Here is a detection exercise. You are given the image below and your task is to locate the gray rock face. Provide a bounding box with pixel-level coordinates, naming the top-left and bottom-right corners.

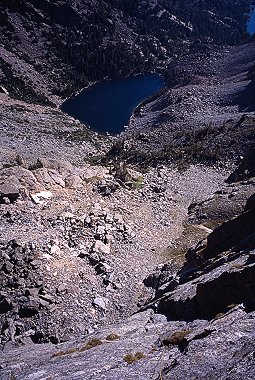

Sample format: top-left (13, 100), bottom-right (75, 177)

top-left (187, 192), bottom-right (255, 266)
top-left (205, 207), bottom-right (255, 259)
top-left (1, 307), bottom-right (255, 379)
top-left (159, 309), bottom-right (255, 380)
top-left (188, 177), bottom-right (255, 227)
top-left (157, 255), bottom-right (255, 321)
top-left (1, 186), bottom-right (255, 379)
top-left (0, 310), bottom-right (172, 380)
top-left (0, 177), bottom-right (20, 203)
top-left (0, 240), bottom-right (57, 345)
top-left (227, 146), bottom-right (255, 183)
top-left (154, 193), bottom-right (255, 321)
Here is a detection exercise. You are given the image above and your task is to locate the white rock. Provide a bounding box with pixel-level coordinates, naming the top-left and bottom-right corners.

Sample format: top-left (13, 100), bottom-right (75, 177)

top-left (0, 86), bottom-right (9, 95)
top-left (105, 234), bottom-right (114, 244)
top-left (51, 244), bottom-right (61, 255)
top-left (93, 240), bottom-right (111, 255)
top-left (42, 253), bottom-right (52, 260)
top-left (96, 225), bottom-right (105, 235)
top-left (93, 297), bottom-right (107, 310)
top-left (61, 212), bottom-right (75, 219)
top-left (30, 191), bottom-right (52, 204)
top-left (30, 194), bottom-right (43, 204)
top-left (37, 191), bottom-right (53, 199)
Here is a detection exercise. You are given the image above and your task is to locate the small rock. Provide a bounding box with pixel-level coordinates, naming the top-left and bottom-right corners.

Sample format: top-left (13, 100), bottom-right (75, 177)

top-left (61, 212), bottom-right (76, 219)
top-left (19, 303), bottom-right (39, 318)
top-left (92, 240), bottom-right (111, 255)
top-left (93, 297), bottom-right (107, 310)
top-left (105, 234), bottom-right (114, 244)
top-left (0, 178), bottom-right (20, 203)
top-left (84, 216), bottom-right (92, 225)
top-left (49, 171), bottom-right (65, 187)
top-left (2, 197), bottom-right (11, 205)
top-left (25, 288), bottom-right (39, 298)
top-left (95, 262), bottom-right (112, 275)
top-left (78, 250), bottom-right (89, 259)
top-left (96, 225), bottom-right (106, 235)
top-left (86, 327), bottom-right (95, 334)
top-left (0, 296), bottom-right (12, 314)
top-left (30, 191), bottom-right (52, 204)
top-left (30, 260), bottom-right (41, 268)
top-left (85, 251), bottom-right (101, 265)
top-left (57, 284), bottom-right (67, 294)
top-left (39, 294), bottom-right (55, 304)
top-left (65, 175), bottom-right (82, 189)
top-left (50, 244), bottom-right (61, 255)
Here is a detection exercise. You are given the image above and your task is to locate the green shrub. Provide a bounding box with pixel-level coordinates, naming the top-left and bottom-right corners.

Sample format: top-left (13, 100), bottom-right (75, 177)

top-left (132, 175), bottom-right (144, 189)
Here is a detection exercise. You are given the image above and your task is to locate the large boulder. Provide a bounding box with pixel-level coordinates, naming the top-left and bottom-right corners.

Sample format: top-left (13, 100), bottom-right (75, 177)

top-left (32, 158), bottom-right (84, 189)
top-left (186, 192), bottom-right (255, 266)
top-left (157, 256), bottom-right (255, 321)
top-left (0, 166), bottom-right (44, 202)
top-left (0, 176), bottom-right (20, 203)
top-left (154, 193), bottom-right (255, 321)
top-left (227, 146), bottom-right (255, 183)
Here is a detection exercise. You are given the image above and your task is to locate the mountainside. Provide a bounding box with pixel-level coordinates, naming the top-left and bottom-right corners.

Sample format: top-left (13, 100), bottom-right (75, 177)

top-left (1, 1), bottom-right (255, 379)
top-left (0, 0), bottom-right (252, 104)
top-left (114, 41), bottom-right (255, 166)
top-left (1, 164), bottom-right (255, 379)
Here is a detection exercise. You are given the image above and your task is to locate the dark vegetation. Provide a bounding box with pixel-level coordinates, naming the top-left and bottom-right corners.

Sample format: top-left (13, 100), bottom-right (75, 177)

top-left (162, 330), bottom-right (190, 346)
top-left (0, 0), bottom-right (252, 103)
top-left (106, 115), bottom-right (255, 168)
top-left (0, 59), bottom-right (55, 106)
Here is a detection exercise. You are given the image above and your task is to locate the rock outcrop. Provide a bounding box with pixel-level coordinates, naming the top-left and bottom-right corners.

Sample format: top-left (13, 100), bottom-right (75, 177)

top-left (1, 0), bottom-right (255, 377)
top-left (227, 145), bottom-right (255, 183)
top-left (1, 171), bottom-right (255, 379)
top-left (0, 240), bottom-right (57, 345)
top-left (151, 191), bottom-right (255, 319)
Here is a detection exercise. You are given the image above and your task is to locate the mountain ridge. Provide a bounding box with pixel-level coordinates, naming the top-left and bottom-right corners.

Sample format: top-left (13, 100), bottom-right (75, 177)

top-left (1, 1), bottom-right (255, 379)
top-left (0, 0), bottom-right (252, 104)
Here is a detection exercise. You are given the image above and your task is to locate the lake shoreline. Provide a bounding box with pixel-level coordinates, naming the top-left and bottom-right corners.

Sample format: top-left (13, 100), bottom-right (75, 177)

top-left (247, 6), bottom-right (255, 35)
top-left (61, 73), bottom-right (165, 135)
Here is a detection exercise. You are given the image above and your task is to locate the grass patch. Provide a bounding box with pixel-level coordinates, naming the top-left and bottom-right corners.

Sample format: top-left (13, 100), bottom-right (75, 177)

top-left (160, 224), bottom-right (210, 262)
top-left (230, 263), bottom-right (243, 270)
top-left (202, 219), bottom-right (225, 230)
top-left (132, 175), bottom-right (144, 190)
top-left (162, 330), bottom-right (190, 346)
top-left (106, 333), bottom-right (120, 341)
top-left (124, 352), bottom-right (145, 364)
top-left (86, 155), bottom-right (107, 166)
top-left (80, 338), bottom-right (103, 351)
top-left (213, 312), bottom-right (225, 320)
top-left (52, 347), bottom-right (80, 358)
top-left (52, 338), bottom-right (103, 358)
top-left (84, 175), bottom-right (102, 184)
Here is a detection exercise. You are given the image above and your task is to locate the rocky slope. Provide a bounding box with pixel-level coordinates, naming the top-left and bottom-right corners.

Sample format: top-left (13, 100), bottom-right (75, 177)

top-left (1, 0), bottom-right (255, 379)
top-left (116, 41), bottom-right (255, 166)
top-left (0, 88), bottom-right (255, 377)
top-left (0, 123), bottom-right (227, 345)
top-left (1, 160), bottom-right (255, 379)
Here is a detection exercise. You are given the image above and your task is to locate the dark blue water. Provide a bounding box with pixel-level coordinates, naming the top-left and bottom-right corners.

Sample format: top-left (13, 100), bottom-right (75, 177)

top-left (61, 74), bottom-right (165, 134)
top-left (247, 7), bottom-right (255, 35)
